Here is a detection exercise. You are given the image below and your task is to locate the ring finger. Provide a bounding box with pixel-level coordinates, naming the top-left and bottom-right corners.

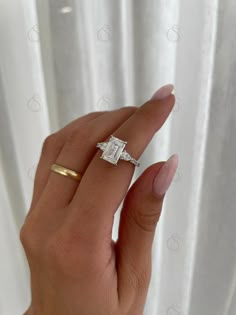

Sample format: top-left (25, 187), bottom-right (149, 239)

top-left (28, 111), bottom-right (107, 213)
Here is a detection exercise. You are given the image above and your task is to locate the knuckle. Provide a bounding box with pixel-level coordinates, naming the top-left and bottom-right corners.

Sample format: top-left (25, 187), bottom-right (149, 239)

top-left (41, 133), bottom-right (60, 155)
top-left (19, 222), bottom-right (40, 257)
top-left (128, 205), bottom-right (161, 233)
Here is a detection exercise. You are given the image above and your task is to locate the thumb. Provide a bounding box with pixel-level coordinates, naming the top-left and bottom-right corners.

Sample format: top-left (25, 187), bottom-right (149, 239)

top-left (116, 154), bottom-right (178, 305)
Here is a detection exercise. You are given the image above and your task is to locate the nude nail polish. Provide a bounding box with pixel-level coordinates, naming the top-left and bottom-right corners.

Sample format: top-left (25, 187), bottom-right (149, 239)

top-left (152, 154), bottom-right (179, 197)
top-left (151, 84), bottom-right (174, 101)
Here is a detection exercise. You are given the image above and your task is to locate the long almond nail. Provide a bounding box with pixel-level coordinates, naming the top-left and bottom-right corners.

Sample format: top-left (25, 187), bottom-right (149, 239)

top-left (152, 154), bottom-right (179, 197)
top-left (151, 84), bottom-right (174, 101)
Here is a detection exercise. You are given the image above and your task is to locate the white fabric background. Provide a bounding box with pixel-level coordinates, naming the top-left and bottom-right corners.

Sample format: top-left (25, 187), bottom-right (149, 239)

top-left (0, 0), bottom-right (236, 314)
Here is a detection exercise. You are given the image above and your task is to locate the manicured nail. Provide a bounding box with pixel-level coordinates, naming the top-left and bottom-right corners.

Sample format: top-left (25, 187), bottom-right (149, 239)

top-left (152, 154), bottom-right (179, 197)
top-left (151, 84), bottom-right (174, 101)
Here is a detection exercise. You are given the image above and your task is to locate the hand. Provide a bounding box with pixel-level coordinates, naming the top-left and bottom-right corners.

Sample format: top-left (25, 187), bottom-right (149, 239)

top-left (20, 87), bottom-right (178, 315)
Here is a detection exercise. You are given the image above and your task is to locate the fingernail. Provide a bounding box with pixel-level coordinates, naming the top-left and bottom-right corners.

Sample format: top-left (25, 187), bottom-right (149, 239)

top-left (152, 154), bottom-right (179, 197)
top-left (151, 84), bottom-right (174, 101)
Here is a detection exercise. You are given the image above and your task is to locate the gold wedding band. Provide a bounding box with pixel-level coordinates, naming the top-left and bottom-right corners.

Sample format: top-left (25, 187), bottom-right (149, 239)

top-left (51, 164), bottom-right (82, 181)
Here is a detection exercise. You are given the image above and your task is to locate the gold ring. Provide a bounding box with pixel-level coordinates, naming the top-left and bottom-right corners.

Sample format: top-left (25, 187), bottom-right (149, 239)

top-left (51, 164), bottom-right (82, 181)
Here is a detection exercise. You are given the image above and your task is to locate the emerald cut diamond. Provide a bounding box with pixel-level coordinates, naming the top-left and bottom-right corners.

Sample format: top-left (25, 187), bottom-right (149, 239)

top-left (101, 135), bottom-right (127, 165)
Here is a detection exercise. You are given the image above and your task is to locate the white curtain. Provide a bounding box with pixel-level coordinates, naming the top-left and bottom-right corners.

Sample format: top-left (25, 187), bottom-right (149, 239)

top-left (1, 0), bottom-right (236, 314)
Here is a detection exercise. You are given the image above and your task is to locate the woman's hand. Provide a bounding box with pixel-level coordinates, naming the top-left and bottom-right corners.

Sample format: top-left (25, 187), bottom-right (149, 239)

top-left (20, 86), bottom-right (178, 315)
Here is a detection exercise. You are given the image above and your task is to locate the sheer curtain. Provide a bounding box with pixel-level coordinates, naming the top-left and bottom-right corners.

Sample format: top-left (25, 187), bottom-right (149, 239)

top-left (1, 0), bottom-right (236, 314)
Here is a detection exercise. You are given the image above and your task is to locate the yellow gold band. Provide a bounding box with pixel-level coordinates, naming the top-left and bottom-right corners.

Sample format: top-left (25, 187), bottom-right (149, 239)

top-left (51, 164), bottom-right (82, 181)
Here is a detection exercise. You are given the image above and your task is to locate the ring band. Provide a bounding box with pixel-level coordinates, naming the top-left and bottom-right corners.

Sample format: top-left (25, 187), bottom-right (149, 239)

top-left (96, 135), bottom-right (140, 167)
top-left (51, 164), bottom-right (82, 181)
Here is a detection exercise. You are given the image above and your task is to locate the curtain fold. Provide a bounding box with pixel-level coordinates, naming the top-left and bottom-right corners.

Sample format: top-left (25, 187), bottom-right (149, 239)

top-left (1, 1), bottom-right (236, 314)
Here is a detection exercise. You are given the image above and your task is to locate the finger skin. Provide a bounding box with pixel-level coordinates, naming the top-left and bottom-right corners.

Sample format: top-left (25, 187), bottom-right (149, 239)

top-left (116, 162), bottom-right (165, 310)
top-left (28, 111), bottom-right (106, 213)
top-left (116, 154), bottom-right (178, 312)
top-left (19, 96), bottom-right (176, 315)
top-left (68, 95), bottom-right (175, 242)
top-left (37, 106), bottom-right (138, 210)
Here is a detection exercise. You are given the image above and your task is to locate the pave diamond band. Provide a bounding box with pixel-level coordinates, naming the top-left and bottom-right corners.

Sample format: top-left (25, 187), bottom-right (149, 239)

top-left (96, 135), bottom-right (140, 167)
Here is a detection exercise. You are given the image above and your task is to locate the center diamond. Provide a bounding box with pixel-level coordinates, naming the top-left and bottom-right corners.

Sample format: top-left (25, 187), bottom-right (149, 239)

top-left (101, 135), bottom-right (127, 165)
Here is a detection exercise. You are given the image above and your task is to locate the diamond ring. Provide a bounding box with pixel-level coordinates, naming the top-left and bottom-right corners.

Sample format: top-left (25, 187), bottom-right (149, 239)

top-left (96, 135), bottom-right (140, 167)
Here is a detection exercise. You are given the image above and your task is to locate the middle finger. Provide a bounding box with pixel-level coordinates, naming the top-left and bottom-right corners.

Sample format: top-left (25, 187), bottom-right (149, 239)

top-left (68, 95), bottom-right (175, 240)
top-left (39, 106), bottom-right (138, 208)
